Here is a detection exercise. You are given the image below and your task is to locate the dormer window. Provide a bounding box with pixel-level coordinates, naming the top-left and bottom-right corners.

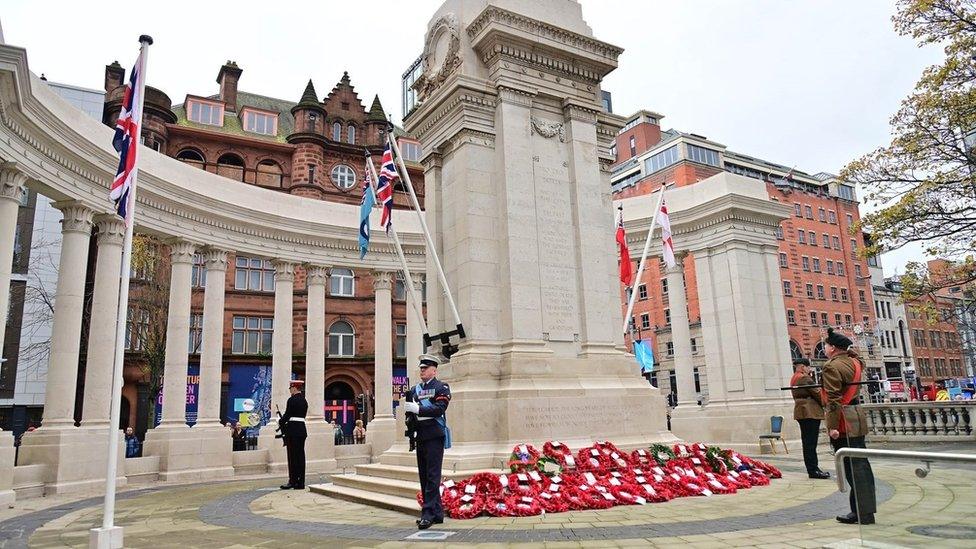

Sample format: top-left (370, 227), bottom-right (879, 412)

top-left (187, 99), bottom-right (223, 126)
top-left (242, 108), bottom-right (278, 136)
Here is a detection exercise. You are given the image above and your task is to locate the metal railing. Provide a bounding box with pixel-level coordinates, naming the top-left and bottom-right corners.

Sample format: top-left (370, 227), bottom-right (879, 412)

top-left (834, 447), bottom-right (976, 491)
top-left (864, 402), bottom-right (975, 440)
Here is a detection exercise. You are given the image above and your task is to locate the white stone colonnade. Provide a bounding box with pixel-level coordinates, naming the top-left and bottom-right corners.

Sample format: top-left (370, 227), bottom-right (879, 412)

top-left (0, 43), bottom-right (426, 495)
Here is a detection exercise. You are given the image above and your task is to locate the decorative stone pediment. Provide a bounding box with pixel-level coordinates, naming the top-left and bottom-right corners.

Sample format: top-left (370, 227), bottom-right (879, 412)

top-left (414, 13), bottom-right (463, 102)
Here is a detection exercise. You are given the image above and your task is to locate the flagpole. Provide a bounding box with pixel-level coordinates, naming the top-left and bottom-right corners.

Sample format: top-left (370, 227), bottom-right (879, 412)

top-left (385, 130), bottom-right (463, 332)
top-left (364, 151), bottom-right (429, 338)
top-left (621, 184), bottom-right (667, 337)
top-left (92, 35), bottom-right (152, 549)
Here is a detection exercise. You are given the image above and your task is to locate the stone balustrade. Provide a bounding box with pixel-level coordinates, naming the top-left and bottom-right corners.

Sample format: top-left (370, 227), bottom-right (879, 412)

top-left (864, 402), bottom-right (976, 442)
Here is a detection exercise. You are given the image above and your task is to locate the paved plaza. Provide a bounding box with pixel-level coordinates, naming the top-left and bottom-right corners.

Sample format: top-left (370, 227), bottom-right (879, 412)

top-left (0, 445), bottom-right (973, 548)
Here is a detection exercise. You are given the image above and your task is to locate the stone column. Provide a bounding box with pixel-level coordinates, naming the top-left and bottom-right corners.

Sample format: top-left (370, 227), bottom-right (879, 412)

top-left (41, 203), bottom-right (95, 428)
top-left (666, 254), bottom-right (697, 406)
top-left (368, 271), bottom-right (396, 455)
top-left (270, 260), bottom-right (296, 415)
top-left (81, 215), bottom-right (127, 427)
top-left (406, 273), bottom-right (424, 366)
top-left (158, 240), bottom-right (197, 427)
top-left (305, 265), bottom-right (328, 423)
top-left (420, 153), bottom-right (444, 338)
top-left (196, 248), bottom-right (228, 427)
top-left (0, 166), bottom-right (27, 358)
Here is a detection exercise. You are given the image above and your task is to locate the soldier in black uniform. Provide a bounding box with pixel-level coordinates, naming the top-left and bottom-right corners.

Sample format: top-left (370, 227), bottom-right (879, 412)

top-left (279, 380), bottom-right (308, 490)
top-left (403, 354), bottom-right (451, 530)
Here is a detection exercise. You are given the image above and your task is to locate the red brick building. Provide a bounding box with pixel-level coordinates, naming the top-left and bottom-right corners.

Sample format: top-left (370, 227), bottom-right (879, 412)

top-left (907, 259), bottom-right (967, 385)
top-left (101, 61), bottom-right (425, 432)
top-left (612, 111), bottom-right (879, 399)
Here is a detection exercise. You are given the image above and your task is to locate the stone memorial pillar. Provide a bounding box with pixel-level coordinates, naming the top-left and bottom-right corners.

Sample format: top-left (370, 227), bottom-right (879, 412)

top-left (196, 248), bottom-right (228, 428)
top-left (0, 165), bottom-right (26, 356)
top-left (666, 255), bottom-right (698, 407)
top-left (303, 265), bottom-right (337, 472)
top-left (368, 271), bottom-right (396, 455)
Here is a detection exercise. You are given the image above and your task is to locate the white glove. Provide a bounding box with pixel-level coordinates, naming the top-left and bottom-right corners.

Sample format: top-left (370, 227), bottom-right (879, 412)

top-left (404, 401), bottom-right (420, 414)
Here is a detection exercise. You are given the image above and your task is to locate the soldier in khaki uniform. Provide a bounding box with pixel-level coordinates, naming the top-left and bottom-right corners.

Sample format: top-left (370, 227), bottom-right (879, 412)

top-left (822, 328), bottom-right (877, 525)
top-left (791, 358), bottom-right (830, 479)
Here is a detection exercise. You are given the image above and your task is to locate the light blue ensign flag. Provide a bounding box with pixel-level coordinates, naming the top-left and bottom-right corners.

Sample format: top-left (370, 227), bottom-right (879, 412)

top-left (359, 161), bottom-right (376, 258)
top-left (634, 340), bottom-right (655, 374)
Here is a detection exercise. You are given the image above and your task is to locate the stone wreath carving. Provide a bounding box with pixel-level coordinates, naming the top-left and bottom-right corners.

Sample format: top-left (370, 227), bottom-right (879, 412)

top-left (530, 117), bottom-right (565, 142)
top-left (416, 13), bottom-right (462, 102)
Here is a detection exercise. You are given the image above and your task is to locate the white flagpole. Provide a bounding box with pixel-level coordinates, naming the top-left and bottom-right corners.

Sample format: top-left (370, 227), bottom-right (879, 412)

top-left (621, 184), bottom-right (667, 337)
top-left (386, 131), bottom-right (463, 330)
top-left (93, 35), bottom-right (152, 549)
top-left (365, 152), bottom-right (429, 337)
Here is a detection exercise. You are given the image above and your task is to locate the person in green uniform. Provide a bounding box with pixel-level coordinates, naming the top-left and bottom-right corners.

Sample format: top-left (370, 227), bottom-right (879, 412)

top-left (791, 358), bottom-right (830, 479)
top-left (822, 328), bottom-right (877, 525)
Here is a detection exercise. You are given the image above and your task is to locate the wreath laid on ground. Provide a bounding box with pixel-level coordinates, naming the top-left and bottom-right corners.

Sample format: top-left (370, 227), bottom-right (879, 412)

top-left (649, 443), bottom-right (676, 466)
top-left (508, 444), bottom-right (542, 473)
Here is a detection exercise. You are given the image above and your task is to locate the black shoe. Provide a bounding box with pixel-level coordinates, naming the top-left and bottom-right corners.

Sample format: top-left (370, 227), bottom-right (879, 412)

top-left (836, 512), bottom-right (858, 524)
top-left (809, 470), bottom-right (831, 479)
top-left (859, 513), bottom-right (875, 525)
top-left (417, 519), bottom-right (433, 530)
top-left (280, 484), bottom-right (294, 490)
top-left (415, 517), bottom-right (443, 525)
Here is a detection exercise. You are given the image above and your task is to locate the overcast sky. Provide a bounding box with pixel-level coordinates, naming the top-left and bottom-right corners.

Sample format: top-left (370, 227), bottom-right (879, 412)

top-left (1, 1), bottom-right (943, 275)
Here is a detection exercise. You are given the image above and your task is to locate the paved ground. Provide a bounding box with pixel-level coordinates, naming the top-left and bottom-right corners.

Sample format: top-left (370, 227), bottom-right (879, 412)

top-left (1, 444), bottom-right (974, 548)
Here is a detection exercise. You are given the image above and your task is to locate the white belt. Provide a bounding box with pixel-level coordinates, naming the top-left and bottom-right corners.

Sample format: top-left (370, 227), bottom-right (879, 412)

top-left (416, 416), bottom-right (433, 422)
top-left (287, 417), bottom-right (306, 422)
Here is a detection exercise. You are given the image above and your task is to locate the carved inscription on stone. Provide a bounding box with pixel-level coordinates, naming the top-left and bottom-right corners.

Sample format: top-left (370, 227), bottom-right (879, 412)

top-left (533, 159), bottom-right (578, 342)
top-left (517, 401), bottom-right (621, 434)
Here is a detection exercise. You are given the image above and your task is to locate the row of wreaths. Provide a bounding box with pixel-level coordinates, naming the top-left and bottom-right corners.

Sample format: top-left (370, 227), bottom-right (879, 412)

top-left (417, 441), bottom-right (782, 519)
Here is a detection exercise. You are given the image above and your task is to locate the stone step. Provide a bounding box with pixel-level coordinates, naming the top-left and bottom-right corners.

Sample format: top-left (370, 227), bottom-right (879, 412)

top-left (354, 463), bottom-right (502, 483)
top-left (309, 482), bottom-right (419, 515)
top-left (331, 472), bottom-right (420, 500)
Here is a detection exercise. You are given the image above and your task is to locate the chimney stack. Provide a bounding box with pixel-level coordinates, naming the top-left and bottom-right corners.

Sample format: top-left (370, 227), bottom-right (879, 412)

top-left (217, 60), bottom-right (243, 112)
top-left (104, 61), bottom-right (124, 92)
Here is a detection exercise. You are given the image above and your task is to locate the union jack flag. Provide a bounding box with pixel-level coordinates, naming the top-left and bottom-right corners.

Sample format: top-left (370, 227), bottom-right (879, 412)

top-left (111, 49), bottom-right (146, 222)
top-left (376, 142), bottom-right (398, 233)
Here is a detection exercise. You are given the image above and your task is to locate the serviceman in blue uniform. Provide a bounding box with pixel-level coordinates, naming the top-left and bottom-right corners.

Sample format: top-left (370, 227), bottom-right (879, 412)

top-left (403, 354), bottom-right (451, 530)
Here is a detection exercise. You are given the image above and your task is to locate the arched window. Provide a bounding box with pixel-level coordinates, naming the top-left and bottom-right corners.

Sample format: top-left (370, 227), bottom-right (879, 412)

top-left (328, 321), bottom-right (355, 356)
top-left (255, 159), bottom-right (283, 187)
top-left (814, 341), bottom-right (828, 360)
top-left (333, 122), bottom-right (342, 141)
top-left (330, 164), bottom-right (356, 190)
top-left (789, 340), bottom-right (804, 361)
top-left (347, 125), bottom-right (356, 144)
top-left (330, 267), bottom-right (354, 296)
top-left (176, 149), bottom-right (205, 169)
top-left (216, 153), bottom-right (245, 181)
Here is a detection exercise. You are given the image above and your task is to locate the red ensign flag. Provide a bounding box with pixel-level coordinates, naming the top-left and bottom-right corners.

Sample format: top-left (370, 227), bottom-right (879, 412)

top-left (616, 210), bottom-right (632, 286)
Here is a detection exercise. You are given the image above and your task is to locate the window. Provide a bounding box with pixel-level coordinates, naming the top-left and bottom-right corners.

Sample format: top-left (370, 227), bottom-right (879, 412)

top-left (812, 258), bottom-right (821, 272)
top-left (690, 338), bottom-right (698, 353)
top-left (609, 144), bottom-right (617, 158)
top-left (629, 136), bottom-right (636, 157)
top-left (929, 331), bottom-right (938, 347)
top-left (399, 140), bottom-right (421, 162)
top-left (840, 288), bottom-right (849, 302)
top-left (661, 278), bottom-right (669, 294)
top-left (794, 203), bottom-right (802, 217)
top-left (837, 262), bottom-right (845, 276)
top-left (787, 310), bottom-right (796, 325)
top-left (234, 257), bottom-right (275, 292)
top-left (666, 341), bottom-right (674, 357)
top-left (176, 148), bottom-right (205, 168)
top-left (775, 226), bottom-right (784, 240)
top-left (809, 311), bottom-right (818, 326)
top-left (686, 144), bottom-right (720, 166)
top-left (850, 239), bottom-right (858, 252)
top-left (256, 159), bottom-right (284, 187)
top-left (804, 205), bottom-right (813, 219)
top-left (216, 153), bottom-right (245, 181)
top-left (832, 236), bottom-right (840, 249)
top-left (821, 312), bottom-right (829, 326)
top-left (232, 316), bottom-right (273, 354)
top-left (809, 231), bottom-right (817, 245)
top-left (328, 321), bottom-right (355, 356)
top-left (347, 125), bottom-right (356, 144)
top-left (333, 122), bottom-right (342, 141)
top-left (331, 164), bottom-right (356, 190)
top-left (665, 309), bottom-right (672, 325)
top-left (828, 210), bottom-right (837, 224)
top-left (394, 272), bottom-right (408, 301)
top-left (798, 231), bottom-right (807, 245)
top-left (644, 145), bottom-right (679, 173)
top-left (826, 260), bottom-right (835, 275)
top-left (640, 313), bottom-right (651, 330)
top-left (838, 185), bottom-right (856, 201)
top-left (855, 264), bottom-right (862, 277)
top-left (187, 100), bottom-right (223, 126)
top-left (779, 253), bottom-right (788, 268)
top-left (244, 110), bottom-right (277, 135)
top-left (330, 268), bottom-right (355, 297)
top-left (395, 323), bottom-right (406, 358)
top-left (846, 214), bottom-right (854, 226)
top-left (823, 234), bottom-right (830, 248)
top-left (125, 308), bottom-right (149, 351)
top-left (845, 314), bottom-right (852, 325)
top-left (783, 281), bottom-right (793, 296)
top-left (638, 284), bottom-right (648, 300)
top-left (858, 289), bottom-right (866, 303)
top-left (818, 208), bottom-right (826, 222)
top-left (188, 313), bottom-right (203, 354)
top-left (802, 256), bottom-right (810, 271)
top-left (835, 313), bottom-right (842, 325)
top-left (830, 287), bottom-right (838, 301)
top-left (191, 254), bottom-right (207, 288)
top-left (817, 285), bottom-right (825, 300)
top-left (806, 283), bottom-right (814, 298)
